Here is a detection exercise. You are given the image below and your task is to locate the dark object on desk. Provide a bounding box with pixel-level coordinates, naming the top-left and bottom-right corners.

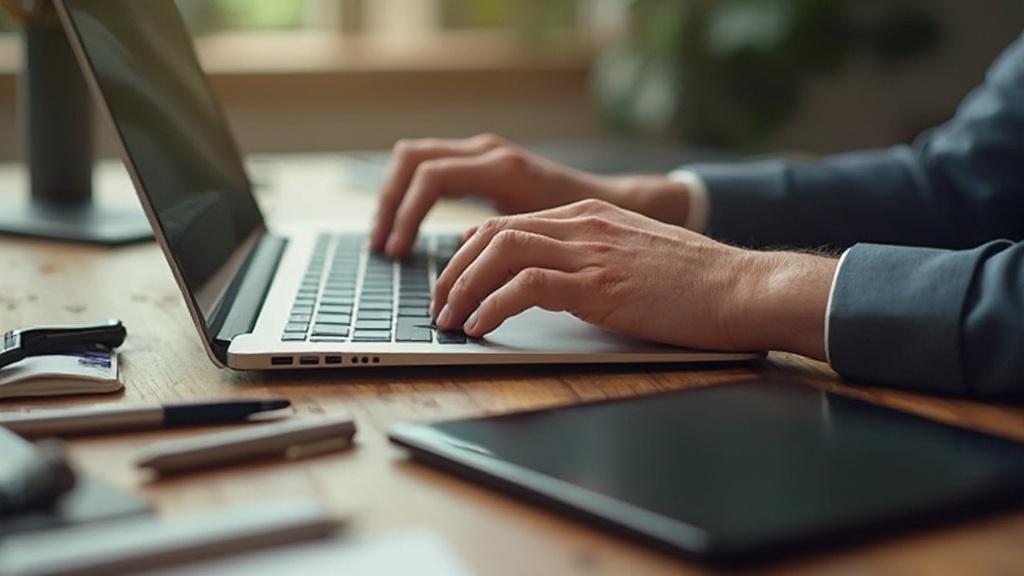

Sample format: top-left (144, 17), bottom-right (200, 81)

top-left (0, 15), bottom-right (150, 245)
top-left (0, 398), bottom-right (291, 437)
top-left (0, 430), bottom-right (75, 519)
top-left (390, 378), bottom-right (1024, 565)
top-left (0, 319), bottom-right (127, 371)
top-left (0, 426), bottom-right (150, 536)
top-left (0, 424), bottom-right (149, 537)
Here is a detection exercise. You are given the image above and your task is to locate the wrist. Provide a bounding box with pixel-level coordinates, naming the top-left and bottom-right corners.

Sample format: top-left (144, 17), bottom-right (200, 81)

top-left (722, 251), bottom-right (837, 359)
top-left (605, 175), bottom-right (690, 227)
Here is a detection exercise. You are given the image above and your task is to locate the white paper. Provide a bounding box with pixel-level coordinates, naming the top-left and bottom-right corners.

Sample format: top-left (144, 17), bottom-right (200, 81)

top-left (0, 352), bottom-right (122, 399)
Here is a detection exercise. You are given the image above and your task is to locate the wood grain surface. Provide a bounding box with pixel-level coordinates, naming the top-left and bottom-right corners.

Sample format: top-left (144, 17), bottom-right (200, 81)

top-left (1, 156), bottom-right (1022, 575)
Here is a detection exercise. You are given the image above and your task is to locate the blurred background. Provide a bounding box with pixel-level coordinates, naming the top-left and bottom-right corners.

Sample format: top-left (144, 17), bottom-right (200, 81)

top-left (0, 0), bottom-right (1021, 164)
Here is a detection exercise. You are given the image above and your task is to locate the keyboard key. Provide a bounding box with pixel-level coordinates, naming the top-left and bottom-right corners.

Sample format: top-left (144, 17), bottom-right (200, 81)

top-left (355, 319), bottom-right (392, 331)
top-left (360, 295), bottom-right (393, 305)
top-left (399, 291), bottom-right (431, 301)
top-left (310, 337), bottom-right (347, 343)
top-left (352, 330), bottom-right (392, 342)
top-left (291, 305), bottom-right (314, 315)
top-left (398, 306), bottom-right (430, 318)
top-left (437, 329), bottom-right (467, 344)
top-left (320, 296), bottom-right (354, 306)
top-left (400, 296), bottom-right (430, 308)
top-left (315, 313), bottom-right (351, 325)
top-left (312, 325), bottom-right (350, 337)
top-left (357, 309), bottom-right (392, 320)
top-left (281, 334), bottom-right (306, 342)
top-left (358, 301), bottom-right (392, 311)
top-left (289, 313), bottom-right (311, 323)
top-left (319, 304), bottom-right (352, 314)
top-left (285, 322), bottom-right (308, 332)
top-left (396, 318), bottom-right (432, 342)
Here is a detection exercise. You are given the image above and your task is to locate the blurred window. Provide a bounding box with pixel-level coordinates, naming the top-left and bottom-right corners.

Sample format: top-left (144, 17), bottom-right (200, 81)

top-left (0, 0), bottom-right (619, 72)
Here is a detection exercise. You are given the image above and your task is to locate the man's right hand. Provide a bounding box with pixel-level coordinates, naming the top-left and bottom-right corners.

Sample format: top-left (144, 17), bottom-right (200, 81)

top-left (371, 134), bottom-right (692, 258)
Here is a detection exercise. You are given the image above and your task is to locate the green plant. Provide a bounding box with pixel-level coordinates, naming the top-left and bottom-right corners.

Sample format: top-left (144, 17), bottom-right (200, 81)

top-left (595, 0), bottom-right (943, 149)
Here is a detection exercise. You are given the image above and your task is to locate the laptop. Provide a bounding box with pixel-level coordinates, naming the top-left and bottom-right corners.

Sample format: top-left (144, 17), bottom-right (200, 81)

top-left (56, 0), bottom-right (759, 371)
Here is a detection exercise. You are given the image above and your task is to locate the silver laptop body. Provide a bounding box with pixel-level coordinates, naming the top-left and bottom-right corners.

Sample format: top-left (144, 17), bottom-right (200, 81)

top-left (57, 0), bottom-right (759, 370)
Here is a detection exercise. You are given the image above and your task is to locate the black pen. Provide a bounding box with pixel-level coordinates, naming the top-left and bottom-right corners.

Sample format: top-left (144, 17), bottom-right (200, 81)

top-left (0, 399), bottom-right (291, 437)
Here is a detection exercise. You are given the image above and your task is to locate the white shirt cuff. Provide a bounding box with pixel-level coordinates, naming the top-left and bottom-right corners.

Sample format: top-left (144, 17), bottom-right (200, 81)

top-left (668, 169), bottom-right (710, 233)
top-left (823, 249), bottom-right (851, 366)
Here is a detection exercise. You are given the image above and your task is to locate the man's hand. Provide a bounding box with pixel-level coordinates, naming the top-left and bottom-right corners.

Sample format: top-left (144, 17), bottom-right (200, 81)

top-left (372, 134), bottom-right (692, 257)
top-left (432, 199), bottom-right (838, 360)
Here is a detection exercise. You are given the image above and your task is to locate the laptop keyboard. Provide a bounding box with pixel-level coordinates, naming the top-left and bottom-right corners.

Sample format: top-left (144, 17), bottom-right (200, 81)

top-left (281, 233), bottom-right (467, 344)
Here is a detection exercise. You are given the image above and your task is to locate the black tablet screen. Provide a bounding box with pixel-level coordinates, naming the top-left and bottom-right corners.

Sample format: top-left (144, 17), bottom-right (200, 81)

top-left (391, 380), bottom-right (1024, 560)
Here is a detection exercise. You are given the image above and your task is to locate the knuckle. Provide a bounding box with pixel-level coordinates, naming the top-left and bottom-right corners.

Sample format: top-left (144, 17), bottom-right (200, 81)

top-left (587, 268), bottom-right (621, 298)
top-left (492, 148), bottom-right (527, 173)
top-left (578, 215), bottom-right (614, 233)
top-left (478, 216), bottom-right (509, 237)
top-left (392, 138), bottom-right (416, 157)
top-left (448, 275), bottom-right (474, 304)
top-left (413, 159), bottom-right (446, 182)
top-left (576, 198), bottom-right (612, 213)
top-left (473, 132), bottom-right (505, 149)
top-left (475, 297), bottom-right (499, 320)
top-left (517, 268), bottom-right (548, 292)
top-left (491, 229), bottom-right (530, 251)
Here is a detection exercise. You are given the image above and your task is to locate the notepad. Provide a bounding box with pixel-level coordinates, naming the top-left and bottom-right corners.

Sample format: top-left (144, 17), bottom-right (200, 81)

top-left (0, 351), bottom-right (122, 400)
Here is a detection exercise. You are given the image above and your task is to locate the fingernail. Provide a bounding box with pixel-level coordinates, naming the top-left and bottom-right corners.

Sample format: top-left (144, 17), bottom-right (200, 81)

top-left (464, 310), bottom-right (480, 334)
top-left (429, 298), bottom-right (438, 317)
top-left (437, 305), bottom-right (452, 327)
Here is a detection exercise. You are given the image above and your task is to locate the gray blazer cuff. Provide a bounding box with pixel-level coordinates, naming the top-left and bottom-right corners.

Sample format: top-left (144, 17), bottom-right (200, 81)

top-left (827, 243), bottom-right (986, 394)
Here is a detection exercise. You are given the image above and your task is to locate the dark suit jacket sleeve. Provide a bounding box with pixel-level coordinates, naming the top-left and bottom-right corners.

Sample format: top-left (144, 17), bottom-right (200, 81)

top-left (828, 241), bottom-right (1023, 397)
top-left (683, 35), bottom-right (1024, 397)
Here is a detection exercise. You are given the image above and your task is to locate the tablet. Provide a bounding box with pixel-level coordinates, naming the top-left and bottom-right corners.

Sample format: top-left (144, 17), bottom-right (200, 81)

top-left (389, 379), bottom-right (1024, 564)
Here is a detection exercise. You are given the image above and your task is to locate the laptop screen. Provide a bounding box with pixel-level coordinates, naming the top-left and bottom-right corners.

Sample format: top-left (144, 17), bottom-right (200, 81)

top-left (61, 0), bottom-right (264, 322)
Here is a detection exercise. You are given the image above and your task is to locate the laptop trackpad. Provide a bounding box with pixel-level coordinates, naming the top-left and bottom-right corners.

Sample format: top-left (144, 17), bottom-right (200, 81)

top-left (481, 308), bottom-right (686, 354)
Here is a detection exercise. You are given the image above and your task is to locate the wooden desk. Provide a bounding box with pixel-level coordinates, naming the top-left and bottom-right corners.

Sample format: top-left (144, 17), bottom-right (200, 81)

top-left (2, 156), bottom-right (1023, 575)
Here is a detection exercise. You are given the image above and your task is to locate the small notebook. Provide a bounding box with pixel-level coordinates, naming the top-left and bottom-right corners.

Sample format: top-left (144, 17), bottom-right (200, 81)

top-left (0, 351), bottom-right (122, 400)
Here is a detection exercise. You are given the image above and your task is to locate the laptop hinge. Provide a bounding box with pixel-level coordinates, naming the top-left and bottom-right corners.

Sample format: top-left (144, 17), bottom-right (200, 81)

top-left (210, 233), bottom-right (288, 361)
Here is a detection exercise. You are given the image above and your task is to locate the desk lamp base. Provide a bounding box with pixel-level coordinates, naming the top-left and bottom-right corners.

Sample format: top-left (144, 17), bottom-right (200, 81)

top-left (0, 200), bottom-right (151, 246)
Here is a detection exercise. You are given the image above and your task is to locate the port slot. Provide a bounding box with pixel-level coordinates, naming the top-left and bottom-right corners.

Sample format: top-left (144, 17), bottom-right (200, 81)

top-left (271, 356), bottom-right (294, 366)
top-left (299, 355), bottom-right (320, 365)
top-left (324, 355), bottom-right (343, 365)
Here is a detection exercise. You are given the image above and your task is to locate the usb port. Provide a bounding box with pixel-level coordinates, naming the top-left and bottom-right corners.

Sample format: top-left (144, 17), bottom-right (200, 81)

top-left (324, 355), bottom-right (342, 365)
top-left (299, 355), bottom-right (319, 365)
top-left (271, 356), bottom-right (294, 366)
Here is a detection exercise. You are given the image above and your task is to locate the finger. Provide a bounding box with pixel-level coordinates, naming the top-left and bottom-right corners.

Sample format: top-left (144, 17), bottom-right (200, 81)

top-left (372, 134), bottom-right (504, 251)
top-left (385, 147), bottom-right (520, 257)
top-left (431, 215), bottom-right (581, 317)
top-left (461, 268), bottom-right (583, 337)
top-left (435, 231), bottom-right (589, 330)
